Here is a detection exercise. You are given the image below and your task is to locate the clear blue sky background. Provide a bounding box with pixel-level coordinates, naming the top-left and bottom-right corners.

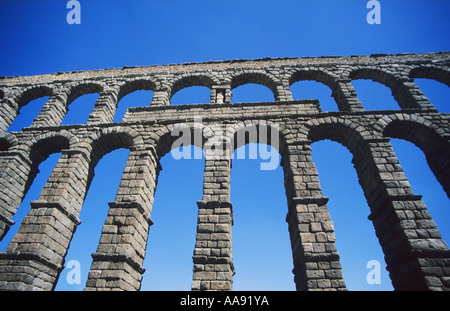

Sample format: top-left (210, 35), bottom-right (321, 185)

top-left (0, 0), bottom-right (449, 291)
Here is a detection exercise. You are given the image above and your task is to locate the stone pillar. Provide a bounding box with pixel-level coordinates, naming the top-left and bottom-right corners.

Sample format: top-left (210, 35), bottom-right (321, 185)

top-left (353, 138), bottom-right (449, 290)
top-left (192, 150), bottom-right (234, 291)
top-left (85, 147), bottom-right (160, 291)
top-left (281, 141), bottom-right (347, 291)
top-left (0, 98), bottom-right (19, 132)
top-left (0, 149), bottom-right (91, 290)
top-left (86, 91), bottom-right (119, 125)
top-left (275, 84), bottom-right (293, 102)
top-left (426, 144), bottom-right (450, 200)
top-left (280, 80), bottom-right (294, 102)
top-left (151, 89), bottom-right (170, 106)
top-left (333, 80), bottom-right (365, 112)
top-left (0, 150), bottom-right (33, 241)
top-left (393, 79), bottom-right (438, 112)
top-left (29, 94), bottom-right (68, 128)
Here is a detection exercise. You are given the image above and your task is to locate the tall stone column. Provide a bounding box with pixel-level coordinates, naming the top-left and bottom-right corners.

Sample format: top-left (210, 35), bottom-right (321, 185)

top-left (353, 138), bottom-right (449, 290)
top-left (280, 81), bottom-right (294, 102)
top-left (0, 98), bottom-right (19, 132)
top-left (0, 150), bottom-right (33, 241)
top-left (333, 79), bottom-right (365, 112)
top-left (192, 149), bottom-right (234, 291)
top-left (86, 91), bottom-right (119, 125)
top-left (150, 89), bottom-right (170, 106)
top-left (393, 79), bottom-right (438, 112)
top-left (281, 141), bottom-right (347, 291)
top-left (275, 84), bottom-right (294, 102)
top-left (85, 147), bottom-right (161, 291)
top-left (0, 149), bottom-right (91, 290)
top-left (29, 94), bottom-right (68, 128)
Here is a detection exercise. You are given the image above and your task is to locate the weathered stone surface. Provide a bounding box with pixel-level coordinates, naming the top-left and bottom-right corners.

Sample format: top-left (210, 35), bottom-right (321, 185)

top-left (0, 52), bottom-right (449, 291)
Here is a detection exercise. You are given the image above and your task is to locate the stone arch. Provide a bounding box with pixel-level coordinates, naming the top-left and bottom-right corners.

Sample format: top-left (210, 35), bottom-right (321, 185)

top-left (72, 127), bottom-right (142, 202)
top-left (1, 53), bottom-right (449, 291)
top-left (289, 69), bottom-right (339, 90)
top-left (348, 67), bottom-right (420, 110)
top-left (303, 117), bottom-right (450, 290)
top-left (83, 127), bottom-right (141, 166)
top-left (223, 120), bottom-right (295, 290)
top-left (56, 82), bottom-right (106, 125)
top-left (14, 84), bottom-right (55, 110)
top-left (65, 81), bottom-right (105, 106)
top-left (16, 132), bottom-right (73, 199)
top-left (301, 117), bottom-right (374, 156)
top-left (229, 71), bottom-right (280, 101)
top-left (26, 131), bottom-right (74, 162)
top-left (409, 66), bottom-right (450, 87)
top-left (0, 130), bottom-right (74, 206)
top-left (152, 122), bottom-right (215, 160)
top-left (288, 69), bottom-right (342, 111)
top-left (0, 131), bottom-right (73, 246)
top-left (224, 119), bottom-right (287, 155)
top-left (0, 87), bottom-right (49, 132)
top-left (303, 120), bottom-right (387, 288)
top-left (374, 114), bottom-right (449, 149)
top-left (302, 117), bottom-right (379, 208)
top-left (168, 73), bottom-right (219, 103)
top-left (116, 78), bottom-right (158, 104)
top-left (375, 114), bottom-right (450, 198)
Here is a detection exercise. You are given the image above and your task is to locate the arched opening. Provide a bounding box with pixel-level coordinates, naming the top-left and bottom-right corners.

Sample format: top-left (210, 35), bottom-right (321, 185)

top-left (413, 78), bottom-right (450, 113)
top-left (349, 68), bottom-right (419, 110)
top-left (114, 90), bottom-right (154, 122)
top-left (230, 142), bottom-right (294, 290)
top-left (389, 138), bottom-right (450, 245)
top-left (230, 72), bottom-right (278, 103)
top-left (0, 152), bottom-right (61, 252)
top-left (382, 119), bottom-right (450, 200)
top-left (351, 79), bottom-right (399, 110)
top-left (310, 140), bottom-right (393, 290)
top-left (169, 75), bottom-right (215, 106)
top-left (0, 135), bottom-right (72, 231)
top-left (60, 93), bottom-right (99, 125)
top-left (134, 89), bottom-right (206, 289)
top-left (231, 83), bottom-right (275, 103)
top-left (0, 136), bottom-right (71, 244)
top-left (290, 81), bottom-right (338, 112)
top-left (409, 66), bottom-right (450, 88)
top-left (140, 145), bottom-right (203, 290)
top-left (170, 86), bottom-right (211, 105)
top-left (54, 148), bottom-right (130, 291)
top-left (46, 130), bottom-right (136, 290)
top-left (7, 96), bottom-right (49, 132)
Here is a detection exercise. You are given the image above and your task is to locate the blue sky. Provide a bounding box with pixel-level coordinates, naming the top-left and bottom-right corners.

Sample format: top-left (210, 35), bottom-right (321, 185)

top-left (0, 0), bottom-right (449, 291)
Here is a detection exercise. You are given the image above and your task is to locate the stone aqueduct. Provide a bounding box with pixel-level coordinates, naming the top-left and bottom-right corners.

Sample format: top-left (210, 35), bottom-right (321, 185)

top-left (0, 52), bottom-right (449, 291)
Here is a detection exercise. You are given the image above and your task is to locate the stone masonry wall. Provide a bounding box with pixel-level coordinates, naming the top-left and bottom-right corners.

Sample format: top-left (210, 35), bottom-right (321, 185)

top-left (0, 52), bottom-right (449, 290)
